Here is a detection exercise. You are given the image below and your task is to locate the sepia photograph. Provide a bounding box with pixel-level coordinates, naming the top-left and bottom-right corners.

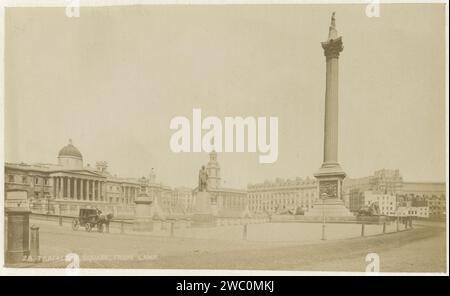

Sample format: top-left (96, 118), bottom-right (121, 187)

top-left (1, 0), bottom-right (448, 277)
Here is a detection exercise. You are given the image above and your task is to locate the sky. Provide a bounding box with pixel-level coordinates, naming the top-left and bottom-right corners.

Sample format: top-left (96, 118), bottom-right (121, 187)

top-left (4, 4), bottom-right (447, 189)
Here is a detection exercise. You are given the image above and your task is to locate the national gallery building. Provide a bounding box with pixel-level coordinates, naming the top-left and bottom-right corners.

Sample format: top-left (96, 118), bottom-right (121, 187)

top-left (4, 140), bottom-right (187, 217)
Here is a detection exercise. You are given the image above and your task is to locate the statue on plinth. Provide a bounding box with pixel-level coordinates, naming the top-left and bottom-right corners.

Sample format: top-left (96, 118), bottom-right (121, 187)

top-left (198, 165), bottom-right (208, 192)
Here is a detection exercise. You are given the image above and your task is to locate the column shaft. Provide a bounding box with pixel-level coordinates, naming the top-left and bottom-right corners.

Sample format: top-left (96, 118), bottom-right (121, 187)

top-left (63, 177), bottom-right (66, 199)
top-left (323, 57), bottom-right (339, 164)
top-left (88, 180), bottom-right (92, 200)
top-left (74, 178), bottom-right (78, 200)
top-left (94, 181), bottom-right (97, 201)
top-left (80, 179), bottom-right (84, 200)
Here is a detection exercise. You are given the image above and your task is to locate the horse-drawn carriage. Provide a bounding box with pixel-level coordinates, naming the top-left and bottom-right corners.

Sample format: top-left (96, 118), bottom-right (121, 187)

top-left (72, 208), bottom-right (113, 233)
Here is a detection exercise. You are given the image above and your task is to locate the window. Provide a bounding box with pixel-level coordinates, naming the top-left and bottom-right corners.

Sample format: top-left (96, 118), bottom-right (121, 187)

top-left (22, 176), bottom-right (27, 184)
top-left (44, 178), bottom-right (49, 186)
top-left (8, 175), bottom-right (14, 183)
top-left (35, 177), bottom-right (39, 185)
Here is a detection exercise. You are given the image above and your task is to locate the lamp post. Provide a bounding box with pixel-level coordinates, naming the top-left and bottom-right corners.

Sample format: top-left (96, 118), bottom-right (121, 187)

top-left (321, 193), bottom-right (327, 240)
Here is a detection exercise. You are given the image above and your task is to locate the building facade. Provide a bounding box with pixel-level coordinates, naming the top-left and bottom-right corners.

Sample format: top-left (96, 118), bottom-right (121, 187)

top-left (362, 191), bottom-right (397, 216)
top-left (247, 177), bottom-right (318, 214)
top-left (344, 169), bottom-right (403, 202)
top-left (397, 206), bottom-right (429, 218)
top-left (345, 169), bottom-right (445, 219)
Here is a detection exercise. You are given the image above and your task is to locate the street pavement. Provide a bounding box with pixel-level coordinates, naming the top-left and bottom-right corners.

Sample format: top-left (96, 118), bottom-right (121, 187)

top-left (13, 219), bottom-right (447, 272)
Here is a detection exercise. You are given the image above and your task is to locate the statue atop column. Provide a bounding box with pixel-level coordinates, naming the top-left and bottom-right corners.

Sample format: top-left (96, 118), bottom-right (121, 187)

top-left (328, 12), bottom-right (338, 40)
top-left (198, 165), bottom-right (208, 192)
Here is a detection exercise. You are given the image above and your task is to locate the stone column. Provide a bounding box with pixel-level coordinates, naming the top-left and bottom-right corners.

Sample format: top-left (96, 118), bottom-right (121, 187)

top-left (74, 178), bottom-right (78, 200)
top-left (71, 178), bottom-right (74, 200)
top-left (92, 181), bottom-right (95, 201)
top-left (68, 177), bottom-right (71, 199)
top-left (98, 182), bottom-right (102, 201)
top-left (59, 177), bottom-right (62, 199)
top-left (58, 177), bottom-right (62, 199)
top-left (67, 177), bottom-right (70, 199)
top-left (321, 13), bottom-right (343, 169)
top-left (53, 177), bottom-right (56, 199)
top-left (98, 181), bottom-right (103, 201)
top-left (97, 181), bottom-right (100, 201)
top-left (91, 180), bottom-right (95, 201)
top-left (54, 177), bottom-right (58, 199)
top-left (101, 182), bottom-right (105, 202)
top-left (307, 13), bottom-right (353, 218)
top-left (80, 179), bottom-right (84, 200)
top-left (87, 180), bottom-right (91, 201)
top-left (65, 177), bottom-right (69, 199)
top-left (64, 177), bottom-right (67, 199)
top-left (103, 182), bottom-right (106, 202)
top-left (94, 181), bottom-right (98, 201)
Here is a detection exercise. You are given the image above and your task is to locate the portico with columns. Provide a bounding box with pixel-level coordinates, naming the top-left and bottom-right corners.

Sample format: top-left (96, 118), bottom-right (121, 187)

top-left (51, 172), bottom-right (107, 202)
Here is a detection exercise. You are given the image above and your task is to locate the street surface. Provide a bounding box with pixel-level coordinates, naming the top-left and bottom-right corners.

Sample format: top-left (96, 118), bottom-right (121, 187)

top-left (12, 219), bottom-right (447, 272)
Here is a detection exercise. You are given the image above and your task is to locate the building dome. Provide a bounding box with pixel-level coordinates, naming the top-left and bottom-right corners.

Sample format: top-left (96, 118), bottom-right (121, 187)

top-left (58, 139), bottom-right (83, 170)
top-left (58, 139), bottom-right (82, 159)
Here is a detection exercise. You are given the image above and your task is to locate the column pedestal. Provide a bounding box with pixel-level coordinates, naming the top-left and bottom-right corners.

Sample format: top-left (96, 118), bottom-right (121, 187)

top-left (133, 194), bottom-right (154, 232)
top-left (192, 191), bottom-right (217, 227)
top-left (306, 160), bottom-right (353, 218)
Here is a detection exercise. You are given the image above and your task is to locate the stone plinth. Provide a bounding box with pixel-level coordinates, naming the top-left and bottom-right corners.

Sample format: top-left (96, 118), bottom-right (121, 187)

top-left (149, 196), bottom-right (166, 220)
top-left (192, 191), bottom-right (217, 227)
top-left (193, 191), bottom-right (212, 214)
top-left (305, 198), bottom-right (353, 218)
top-left (133, 193), bottom-right (155, 232)
top-left (5, 207), bottom-right (31, 264)
top-left (307, 167), bottom-right (353, 218)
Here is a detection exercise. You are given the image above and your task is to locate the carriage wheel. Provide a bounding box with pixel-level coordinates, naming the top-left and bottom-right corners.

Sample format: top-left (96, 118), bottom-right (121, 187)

top-left (97, 223), bottom-right (104, 233)
top-left (85, 223), bottom-right (92, 232)
top-left (72, 219), bottom-right (80, 231)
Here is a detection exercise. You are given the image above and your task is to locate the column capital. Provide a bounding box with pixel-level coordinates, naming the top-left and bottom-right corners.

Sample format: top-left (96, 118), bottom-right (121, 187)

top-left (321, 37), bottom-right (343, 59)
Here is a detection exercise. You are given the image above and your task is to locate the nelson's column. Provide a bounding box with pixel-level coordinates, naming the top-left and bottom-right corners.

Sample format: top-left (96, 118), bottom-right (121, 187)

top-left (306, 13), bottom-right (353, 217)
